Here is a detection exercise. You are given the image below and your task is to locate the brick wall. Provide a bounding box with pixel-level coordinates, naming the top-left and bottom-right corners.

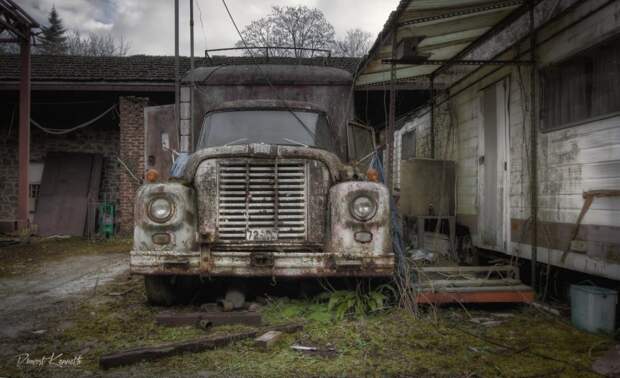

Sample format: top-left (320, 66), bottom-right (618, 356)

top-left (118, 96), bottom-right (148, 234)
top-left (0, 123), bottom-right (120, 223)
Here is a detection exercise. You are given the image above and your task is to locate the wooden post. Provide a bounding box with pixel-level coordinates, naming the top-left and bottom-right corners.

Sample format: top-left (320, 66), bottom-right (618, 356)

top-left (17, 35), bottom-right (31, 231)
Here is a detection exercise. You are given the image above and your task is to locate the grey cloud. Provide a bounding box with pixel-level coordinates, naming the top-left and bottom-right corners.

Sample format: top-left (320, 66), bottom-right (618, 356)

top-left (20, 0), bottom-right (397, 55)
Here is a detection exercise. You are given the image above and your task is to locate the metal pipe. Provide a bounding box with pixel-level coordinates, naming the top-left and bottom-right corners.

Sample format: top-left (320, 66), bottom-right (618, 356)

top-left (430, 74), bottom-right (435, 159)
top-left (529, 0), bottom-right (538, 290)
top-left (174, 0), bottom-right (180, 144)
top-left (386, 28), bottom-right (397, 193)
top-left (17, 35), bottom-right (31, 231)
top-left (189, 0), bottom-right (195, 151)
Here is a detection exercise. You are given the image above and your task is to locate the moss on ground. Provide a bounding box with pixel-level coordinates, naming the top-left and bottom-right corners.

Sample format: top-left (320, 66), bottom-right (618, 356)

top-left (4, 275), bottom-right (612, 378)
top-left (0, 237), bottom-right (131, 277)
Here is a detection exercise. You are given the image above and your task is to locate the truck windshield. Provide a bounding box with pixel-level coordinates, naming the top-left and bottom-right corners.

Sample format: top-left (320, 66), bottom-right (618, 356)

top-left (197, 110), bottom-right (335, 151)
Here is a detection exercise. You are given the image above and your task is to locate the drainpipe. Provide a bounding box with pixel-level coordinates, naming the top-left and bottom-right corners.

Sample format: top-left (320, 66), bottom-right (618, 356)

top-left (430, 74), bottom-right (435, 159)
top-left (529, 0), bottom-right (539, 290)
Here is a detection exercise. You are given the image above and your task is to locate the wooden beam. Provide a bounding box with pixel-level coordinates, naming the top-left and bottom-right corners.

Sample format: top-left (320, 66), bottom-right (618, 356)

top-left (17, 36), bottom-right (30, 231)
top-left (155, 311), bottom-right (262, 327)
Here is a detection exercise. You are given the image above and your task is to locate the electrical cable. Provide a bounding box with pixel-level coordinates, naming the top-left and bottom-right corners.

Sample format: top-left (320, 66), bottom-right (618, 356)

top-left (220, 0), bottom-right (318, 141)
top-left (31, 103), bottom-right (117, 135)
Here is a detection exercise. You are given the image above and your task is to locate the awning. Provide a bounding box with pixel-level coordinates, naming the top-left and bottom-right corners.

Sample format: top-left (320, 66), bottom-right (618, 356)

top-left (356, 0), bottom-right (531, 88)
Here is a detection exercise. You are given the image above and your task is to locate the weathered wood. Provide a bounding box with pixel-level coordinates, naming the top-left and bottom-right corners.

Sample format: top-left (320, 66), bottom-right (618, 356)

top-left (99, 323), bottom-right (304, 369)
top-left (99, 330), bottom-right (257, 369)
top-left (255, 330), bottom-right (283, 350)
top-left (155, 311), bottom-right (262, 327)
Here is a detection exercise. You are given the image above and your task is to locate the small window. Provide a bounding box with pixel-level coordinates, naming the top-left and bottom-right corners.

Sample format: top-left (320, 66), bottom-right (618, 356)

top-left (401, 129), bottom-right (416, 160)
top-left (541, 35), bottom-right (620, 131)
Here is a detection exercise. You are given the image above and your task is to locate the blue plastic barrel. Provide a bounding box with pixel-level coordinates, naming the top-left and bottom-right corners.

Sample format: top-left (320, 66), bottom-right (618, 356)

top-left (570, 284), bottom-right (617, 334)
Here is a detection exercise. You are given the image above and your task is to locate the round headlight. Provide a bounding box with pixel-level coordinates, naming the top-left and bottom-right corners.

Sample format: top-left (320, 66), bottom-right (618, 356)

top-left (148, 197), bottom-right (174, 222)
top-left (350, 195), bottom-right (377, 221)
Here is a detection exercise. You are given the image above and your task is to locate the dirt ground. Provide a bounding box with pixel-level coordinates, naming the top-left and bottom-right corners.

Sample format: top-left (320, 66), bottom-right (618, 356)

top-left (0, 238), bottom-right (616, 377)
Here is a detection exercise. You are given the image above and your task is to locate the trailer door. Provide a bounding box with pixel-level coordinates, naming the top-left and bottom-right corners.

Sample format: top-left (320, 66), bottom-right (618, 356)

top-left (479, 79), bottom-right (510, 252)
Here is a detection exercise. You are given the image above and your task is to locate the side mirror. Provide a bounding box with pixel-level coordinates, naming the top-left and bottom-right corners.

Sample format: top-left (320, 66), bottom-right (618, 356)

top-left (347, 121), bottom-right (376, 171)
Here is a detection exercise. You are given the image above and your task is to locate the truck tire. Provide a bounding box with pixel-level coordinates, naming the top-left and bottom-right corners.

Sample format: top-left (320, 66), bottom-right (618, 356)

top-left (144, 276), bottom-right (176, 306)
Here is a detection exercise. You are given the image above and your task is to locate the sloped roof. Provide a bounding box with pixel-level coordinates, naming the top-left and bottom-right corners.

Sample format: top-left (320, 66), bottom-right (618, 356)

top-left (356, 0), bottom-right (532, 88)
top-left (0, 54), bottom-right (361, 85)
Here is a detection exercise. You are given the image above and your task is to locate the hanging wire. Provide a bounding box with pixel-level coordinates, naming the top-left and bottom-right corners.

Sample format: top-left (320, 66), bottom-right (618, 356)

top-left (31, 103), bottom-right (117, 135)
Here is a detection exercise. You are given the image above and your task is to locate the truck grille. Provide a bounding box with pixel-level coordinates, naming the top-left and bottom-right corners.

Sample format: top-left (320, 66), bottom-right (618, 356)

top-left (217, 159), bottom-right (307, 241)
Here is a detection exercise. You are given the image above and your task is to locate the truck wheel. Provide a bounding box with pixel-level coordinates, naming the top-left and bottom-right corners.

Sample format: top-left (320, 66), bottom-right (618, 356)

top-left (458, 234), bottom-right (479, 266)
top-left (144, 276), bottom-right (176, 306)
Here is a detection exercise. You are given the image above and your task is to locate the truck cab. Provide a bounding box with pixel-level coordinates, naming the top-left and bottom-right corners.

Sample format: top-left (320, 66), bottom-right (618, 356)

top-left (130, 64), bottom-right (393, 304)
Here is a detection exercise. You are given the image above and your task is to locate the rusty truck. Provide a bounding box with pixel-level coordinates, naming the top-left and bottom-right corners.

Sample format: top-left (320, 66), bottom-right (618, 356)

top-left (130, 62), bottom-right (394, 304)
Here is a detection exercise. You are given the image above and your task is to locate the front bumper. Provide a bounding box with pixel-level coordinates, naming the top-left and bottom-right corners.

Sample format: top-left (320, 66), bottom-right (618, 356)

top-left (130, 250), bottom-right (394, 277)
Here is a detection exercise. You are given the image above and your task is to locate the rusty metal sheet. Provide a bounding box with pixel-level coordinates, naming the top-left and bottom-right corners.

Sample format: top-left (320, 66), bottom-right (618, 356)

top-left (34, 152), bottom-right (100, 236)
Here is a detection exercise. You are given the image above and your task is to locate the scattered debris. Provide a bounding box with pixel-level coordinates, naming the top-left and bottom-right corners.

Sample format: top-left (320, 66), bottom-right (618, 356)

top-left (469, 317), bottom-right (504, 327)
top-left (248, 303), bottom-right (261, 312)
top-left (255, 330), bottom-right (283, 350)
top-left (219, 300), bottom-right (235, 312)
top-left (225, 288), bottom-right (246, 309)
top-left (592, 344), bottom-right (620, 376)
top-left (291, 343), bottom-right (338, 357)
top-left (31, 329), bottom-right (46, 335)
top-left (155, 311), bottom-right (262, 327)
top-left (531, 301), bottom-right (561, 316)
top-left (200, 303), bottom-right (221, 313)
top-left (409, 248), bottom-right (436, 263)
top-left (198, 319), bottom-right (213, 331)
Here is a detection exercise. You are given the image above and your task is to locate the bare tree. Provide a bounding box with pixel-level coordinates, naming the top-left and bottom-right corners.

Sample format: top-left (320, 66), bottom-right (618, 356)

top-left (235, 6), bottom-right (335, 57)
top-left (332, 29), bottom-right (372, 57)
top-left (65, 31), bottom-right (130, 56)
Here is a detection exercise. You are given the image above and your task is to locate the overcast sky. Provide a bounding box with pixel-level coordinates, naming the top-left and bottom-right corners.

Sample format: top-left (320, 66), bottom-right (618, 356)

top-left (20, 0), bottom-right (398, 56)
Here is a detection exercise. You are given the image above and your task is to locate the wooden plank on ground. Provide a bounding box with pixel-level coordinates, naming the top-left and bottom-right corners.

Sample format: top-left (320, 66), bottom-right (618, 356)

top-left (99, 323), bottom-right (304, 369)
top-left (155, 311), bottom-right (262, 327)
top-left (99, 330), bottom-right (256, 369)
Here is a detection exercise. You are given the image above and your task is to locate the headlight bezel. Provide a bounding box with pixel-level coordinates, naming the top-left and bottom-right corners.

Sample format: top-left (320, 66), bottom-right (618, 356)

top-left (147, 196), bottom-right (175, 223)
top-left (349, 194), bottom-right (377, 221)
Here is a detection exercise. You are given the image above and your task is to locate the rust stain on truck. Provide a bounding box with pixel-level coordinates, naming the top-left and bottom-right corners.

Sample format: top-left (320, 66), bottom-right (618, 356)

top-left (131, 64), bottom-right (393, 302)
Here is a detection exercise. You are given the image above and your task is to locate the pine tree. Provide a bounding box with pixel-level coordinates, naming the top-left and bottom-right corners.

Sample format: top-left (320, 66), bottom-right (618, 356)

top-left (39, 6), bottom-right (67, 55)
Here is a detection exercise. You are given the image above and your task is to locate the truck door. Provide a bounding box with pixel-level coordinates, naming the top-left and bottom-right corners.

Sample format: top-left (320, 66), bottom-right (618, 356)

top-left (144, 104), bottom-right (178, 181)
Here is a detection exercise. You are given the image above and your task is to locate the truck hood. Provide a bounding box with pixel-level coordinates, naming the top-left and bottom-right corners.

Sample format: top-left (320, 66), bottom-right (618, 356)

top-left (181, 144), bottom-right (346, 183)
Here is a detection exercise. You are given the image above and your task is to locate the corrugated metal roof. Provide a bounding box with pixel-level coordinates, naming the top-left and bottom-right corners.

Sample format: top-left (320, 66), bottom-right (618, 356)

top-left (356, 0), bottom-right (527, 87)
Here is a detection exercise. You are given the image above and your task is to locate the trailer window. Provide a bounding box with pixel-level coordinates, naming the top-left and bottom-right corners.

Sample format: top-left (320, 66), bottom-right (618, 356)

top-left (541, 35), bottom-right (620, 132)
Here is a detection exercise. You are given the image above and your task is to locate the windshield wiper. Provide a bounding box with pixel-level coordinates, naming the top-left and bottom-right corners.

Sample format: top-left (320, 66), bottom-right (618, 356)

top-left (224, 137), bottom-right (248, 146)
top-left (282, 138), bottom-right (309, 147)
